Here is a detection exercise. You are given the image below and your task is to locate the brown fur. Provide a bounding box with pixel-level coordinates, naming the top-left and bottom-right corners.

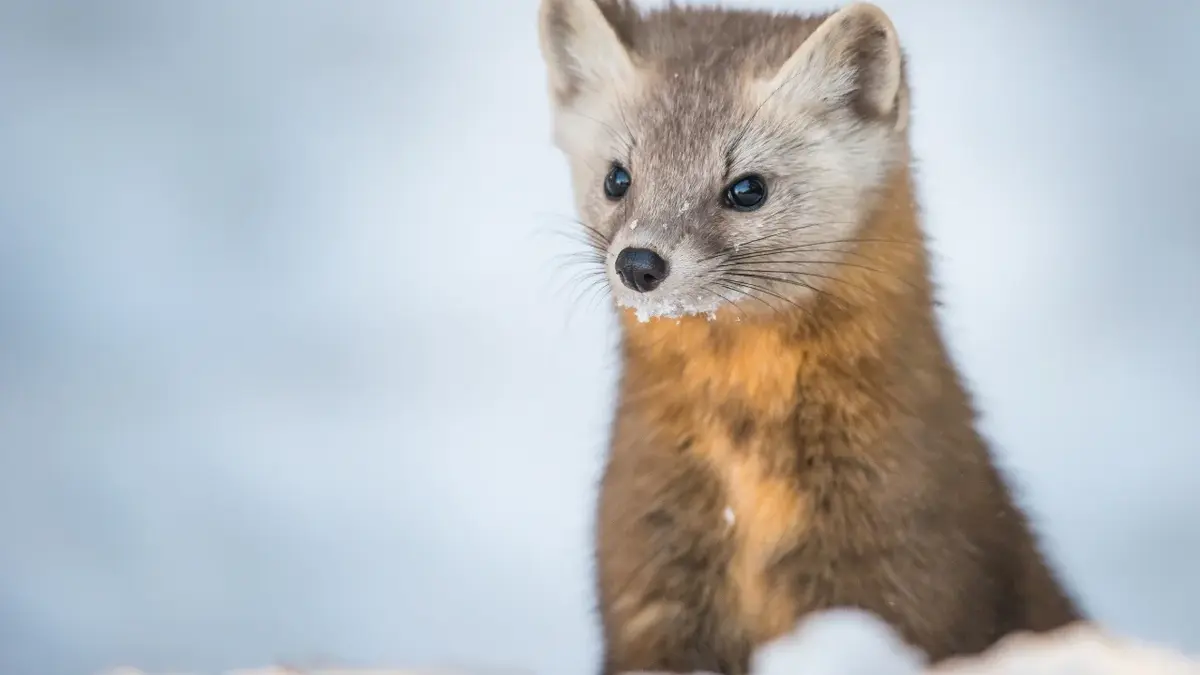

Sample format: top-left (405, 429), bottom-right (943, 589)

top-left (537, 2), bottom-right (1085, 674)
top-left (597, 167), bottom-right (1081, 675)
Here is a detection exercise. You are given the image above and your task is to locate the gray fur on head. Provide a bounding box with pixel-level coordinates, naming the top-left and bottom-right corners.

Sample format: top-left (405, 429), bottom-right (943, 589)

top-left (538, 0), bottom-right (911, 320)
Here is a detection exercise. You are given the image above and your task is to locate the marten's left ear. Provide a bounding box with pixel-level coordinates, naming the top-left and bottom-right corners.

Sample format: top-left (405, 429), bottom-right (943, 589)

top-left (760, 2), bottom-right (907, 131)
top-left (538, 0), bottom-right (636, 108)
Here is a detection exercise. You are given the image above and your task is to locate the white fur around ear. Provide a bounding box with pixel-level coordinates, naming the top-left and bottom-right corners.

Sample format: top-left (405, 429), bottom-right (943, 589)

top-left (538, 0), bottom-right (636, 106)
top-left (761, 2), bottom-right (907, 130)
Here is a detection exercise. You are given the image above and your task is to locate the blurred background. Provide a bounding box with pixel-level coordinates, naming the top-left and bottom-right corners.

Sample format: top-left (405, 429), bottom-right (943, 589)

top-left (0, 0), bottom-right (1197, 673)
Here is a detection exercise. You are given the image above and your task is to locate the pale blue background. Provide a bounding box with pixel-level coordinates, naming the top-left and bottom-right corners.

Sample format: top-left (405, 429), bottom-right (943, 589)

top-left (0, 1), bottom-right (1197, 674)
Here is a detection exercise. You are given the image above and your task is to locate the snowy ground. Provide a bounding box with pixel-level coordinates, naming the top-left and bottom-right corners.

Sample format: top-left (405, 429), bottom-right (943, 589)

top-left (98, 615), bottom-right (1200, 675)
top-left (0, 1), bottom-right (1198, 674)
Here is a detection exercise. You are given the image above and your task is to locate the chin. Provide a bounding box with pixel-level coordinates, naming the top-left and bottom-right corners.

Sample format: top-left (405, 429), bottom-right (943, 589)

top-left (612, 288), bottom-right (727, 323)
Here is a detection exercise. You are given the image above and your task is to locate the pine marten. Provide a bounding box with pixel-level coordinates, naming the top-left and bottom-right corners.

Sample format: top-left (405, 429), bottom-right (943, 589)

top-left (535, 2), bottom-right (1085, 673)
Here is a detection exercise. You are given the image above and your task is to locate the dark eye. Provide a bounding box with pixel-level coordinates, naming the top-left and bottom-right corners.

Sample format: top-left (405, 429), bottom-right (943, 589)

top-left (604, 164), bottom-right (631, 200)
top-left (724, 175), bottom-right (767, 211)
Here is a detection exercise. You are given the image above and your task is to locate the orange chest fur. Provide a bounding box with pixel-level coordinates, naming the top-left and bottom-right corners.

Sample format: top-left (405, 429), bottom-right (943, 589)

top-left (619, 312), bottom-right (822, 641)
top-left (695, 431), bottom-right (812, 642)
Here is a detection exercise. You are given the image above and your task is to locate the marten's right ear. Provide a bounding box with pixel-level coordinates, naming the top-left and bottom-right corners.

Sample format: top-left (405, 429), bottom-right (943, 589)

top-left (538, 0), bottom-right (636, 107)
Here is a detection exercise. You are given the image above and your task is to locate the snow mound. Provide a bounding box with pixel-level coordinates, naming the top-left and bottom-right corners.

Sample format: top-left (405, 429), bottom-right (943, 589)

top-left (101, 610), bottom-right (1200, 675)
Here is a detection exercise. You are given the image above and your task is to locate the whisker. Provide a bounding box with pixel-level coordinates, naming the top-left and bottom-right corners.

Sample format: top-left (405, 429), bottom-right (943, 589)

top-left (699, 222), bottom-right (861, 263)
top-left (530, 215), bottom-right (610, 252)
top-left (701, 227), bottom-right (802, 262)
top-left (721, 259), bottom-right (921, 293)
top-left (727, 268), bottom-right (882, 309)
top-left (698, 226), bottom-right (810, 263)
top-left (723, 270), bottom-right (848, 309)
top-left (573, 111), bottom-right (634, 157)
top-left (577, 221), bottom-right (612, 246)
top-left (715, 280), bottom-right (782, 316)
top-left (746, 248), bottom-right (898, 266)
top-left (727, 49), bottom-right (814, 161)
top-left (583, 277), bottom-right (612, 310)
top-left (720, 237), bottom-right (922, 263)
top-left (613, 90), bottom-right (638, 150)
top-left (559, 267), bottom-right (606, 300)
top-left (719, 275), bottom-right (809, 313)
top-left (724, 267), bottom-right (840, 302)
top-left (713, 279), bottom-right (781, 317)
top-left (702, 283), bottom-right (747, 320)
top-left (559, 272), bottom-right (612, 331)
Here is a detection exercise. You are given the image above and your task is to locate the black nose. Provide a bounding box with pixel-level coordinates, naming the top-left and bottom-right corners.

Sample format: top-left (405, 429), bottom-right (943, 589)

top-left (615, 247), bottom-right (669, 293)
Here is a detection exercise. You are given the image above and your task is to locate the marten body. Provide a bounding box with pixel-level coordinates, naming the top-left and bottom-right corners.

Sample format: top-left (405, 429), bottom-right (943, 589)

top-left (596, 167), bottom-right (1081, 674)
top-left (536, 2), bottom-right (1083, 673)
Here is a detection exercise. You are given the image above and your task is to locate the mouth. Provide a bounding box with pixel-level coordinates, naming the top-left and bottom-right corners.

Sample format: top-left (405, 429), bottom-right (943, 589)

top-left (613, 290), bottom-right (727, 323)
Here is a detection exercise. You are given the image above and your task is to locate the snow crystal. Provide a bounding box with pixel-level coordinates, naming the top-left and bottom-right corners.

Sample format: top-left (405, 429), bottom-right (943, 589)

top-left (629, 219), bottom-right (638, 230)
top-left (723, 506), bottom-right (735, 526)
top-left (615, 285), bottom-right (734, 322)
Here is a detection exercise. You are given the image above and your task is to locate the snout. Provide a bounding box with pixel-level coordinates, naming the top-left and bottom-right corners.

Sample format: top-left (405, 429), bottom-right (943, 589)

top-left (604, 237), bottom-right (722, 321)
top-left (614, 247), bottom-right (670, 293)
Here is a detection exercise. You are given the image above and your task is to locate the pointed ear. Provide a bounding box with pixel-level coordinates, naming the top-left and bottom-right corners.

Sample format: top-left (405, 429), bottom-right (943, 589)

top-left (538, 0), bottom-right (636, 106)
top-left (763, 3), bottom-right (908, 131)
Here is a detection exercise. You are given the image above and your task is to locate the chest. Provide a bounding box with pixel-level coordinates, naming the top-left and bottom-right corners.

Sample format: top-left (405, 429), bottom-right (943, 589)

top-left (690, 428), bottom-right (814, 642)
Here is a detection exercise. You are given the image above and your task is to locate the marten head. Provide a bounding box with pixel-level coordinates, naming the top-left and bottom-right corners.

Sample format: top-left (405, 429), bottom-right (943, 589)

top-left (538, 1), bottom-right (912, 321)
